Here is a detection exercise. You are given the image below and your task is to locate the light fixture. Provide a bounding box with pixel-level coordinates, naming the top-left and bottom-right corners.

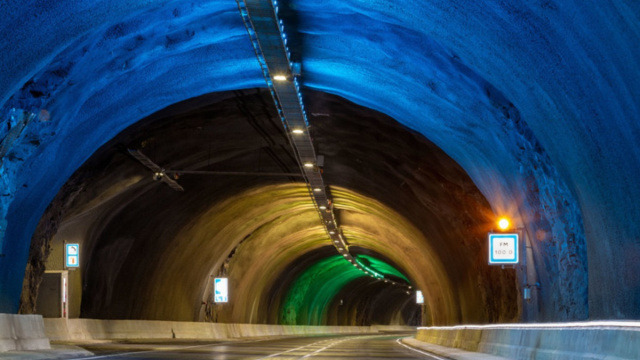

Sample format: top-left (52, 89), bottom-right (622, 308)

top-left (338, 248), bottom-right (343, 251)
top-left (329, 231), bottom-right (335, 235)
top-left (303, 162), bottom-right (314, 168)
top-left (313, 188), bottom-right (322, 192)
top-left (319, 205), bottom-right (327, 210)
top-left (498, 217), bottom-right (511, 230)
top-left (292, 129), bottom-right (304, 134)
top-left (343, 254), bottom-right (348, 257)
top-left (273, 74), bottom-right (287, 81)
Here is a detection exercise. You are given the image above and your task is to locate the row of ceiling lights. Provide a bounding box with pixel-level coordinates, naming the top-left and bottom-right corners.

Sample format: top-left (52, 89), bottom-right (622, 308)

top-left (237, 0), bottom-right (412, 291)
top-left (284, 89), bottom-right (411, 289)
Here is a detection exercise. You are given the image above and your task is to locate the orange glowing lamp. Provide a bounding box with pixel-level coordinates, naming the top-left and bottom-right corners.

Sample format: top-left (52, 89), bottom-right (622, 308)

top-left (497, 217), bottom-right (511, 231)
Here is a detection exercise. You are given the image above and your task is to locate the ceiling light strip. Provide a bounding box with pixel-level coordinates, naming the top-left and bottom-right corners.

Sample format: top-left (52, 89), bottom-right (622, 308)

top-left (236, 0), bottom-right (409, 289)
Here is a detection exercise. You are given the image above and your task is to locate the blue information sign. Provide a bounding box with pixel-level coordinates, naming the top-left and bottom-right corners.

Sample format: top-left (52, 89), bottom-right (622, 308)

top-left (488, 233), bottom-right (519, 264)
top-left (214, 278), bottom-right (228, 303)
top-left (66, 243), bottom-right (80, 268)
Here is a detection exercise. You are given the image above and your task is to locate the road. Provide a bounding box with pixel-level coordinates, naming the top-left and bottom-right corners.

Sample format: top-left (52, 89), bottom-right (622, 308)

top-left (69, 333), bottom-right (444, 359)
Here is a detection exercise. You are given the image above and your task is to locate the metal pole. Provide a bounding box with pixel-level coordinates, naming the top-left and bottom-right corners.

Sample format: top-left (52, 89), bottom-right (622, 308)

top-left (520, 227), bottom-right (528, 321)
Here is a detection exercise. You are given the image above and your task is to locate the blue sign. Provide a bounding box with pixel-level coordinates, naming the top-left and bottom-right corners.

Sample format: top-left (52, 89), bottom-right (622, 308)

top-left (214, 278), bottom-right (228, 303)
top-left (489, 233), bottom-right (519, 264)
top-left (66, 243), bottom-right (80, 268)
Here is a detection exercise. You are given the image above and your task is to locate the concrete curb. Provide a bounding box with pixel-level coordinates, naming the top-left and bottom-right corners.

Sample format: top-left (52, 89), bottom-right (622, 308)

top-left (401, 337), bottom-right (509, 360)
top-left (0, 315), bottom-right (50, 353)
top-left (416, 326), bottom-right (640, 360)
top-left (43, 319), bottom-right (415, 342)
top-left (0, 345), bottom-right (92, 360)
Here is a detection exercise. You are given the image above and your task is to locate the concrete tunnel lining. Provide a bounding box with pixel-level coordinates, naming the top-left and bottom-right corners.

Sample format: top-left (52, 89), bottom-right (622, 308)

top-left (0, 0), bottom-right (638, 322)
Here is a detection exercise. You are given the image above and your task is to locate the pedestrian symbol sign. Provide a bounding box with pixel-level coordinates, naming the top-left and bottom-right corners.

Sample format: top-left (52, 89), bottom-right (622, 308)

top-left (66, 243), bottom-right (80, 268)
top-left (214, 278), bottom-right (228, 303)
top-left (488, 233), bottom-right (518, 265)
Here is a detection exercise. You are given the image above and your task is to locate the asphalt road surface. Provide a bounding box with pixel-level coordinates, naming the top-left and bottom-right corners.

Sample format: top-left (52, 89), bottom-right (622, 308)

top-left (70, 334), bottom-right (445, 359)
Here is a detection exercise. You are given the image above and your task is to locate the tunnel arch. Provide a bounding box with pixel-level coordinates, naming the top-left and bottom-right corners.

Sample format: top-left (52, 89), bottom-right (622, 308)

top-left (0, 0), bottom-right (638, 322)
top-left (22, 88), bottom-right (517, 326)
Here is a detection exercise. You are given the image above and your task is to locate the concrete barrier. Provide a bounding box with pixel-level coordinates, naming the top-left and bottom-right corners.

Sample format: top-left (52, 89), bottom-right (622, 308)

top-left (44, 318), bottom-right (414, 342)
top-left (0, 314), bottom-right (51, 352)
top-left (415, 323), bottom-right (640, 360)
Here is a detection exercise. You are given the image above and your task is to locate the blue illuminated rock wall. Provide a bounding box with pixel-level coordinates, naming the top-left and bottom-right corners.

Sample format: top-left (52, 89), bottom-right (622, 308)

top-left (0, 0), bottom-right (639, 321)
top-left (0, 0), bottom-right (263, 312)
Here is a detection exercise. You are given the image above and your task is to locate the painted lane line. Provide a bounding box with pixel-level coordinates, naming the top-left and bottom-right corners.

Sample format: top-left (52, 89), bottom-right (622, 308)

top-left (300, 335), bottom-right (385, 358)
top-left (258, 339), bottom-right (335, 359)
top-left (396, 338), bottom-right (448, 360)
top-left (73, 339), bottom-right (269, 360)
top-left (300, 341), bottom-right (343, 358)
top-left (73, 343), bottom-right (224, 360)
top-left (260, 336), bottom-right (367, 359)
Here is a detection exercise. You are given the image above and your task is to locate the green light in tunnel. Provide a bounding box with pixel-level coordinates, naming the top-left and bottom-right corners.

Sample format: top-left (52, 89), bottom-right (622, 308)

top-left (355, 258), bottom-right (383, 278)
top-left (281, 255), bottom-right (364, 325)
top-left (280, 254), bottom-right (410, 325)
top-left (355, 255), bottom-right (410, 282)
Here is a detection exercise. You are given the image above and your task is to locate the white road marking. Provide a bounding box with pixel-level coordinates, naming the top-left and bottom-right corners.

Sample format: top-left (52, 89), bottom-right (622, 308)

top-left (259, 335), bottom-right (380, 359)
top-left (300, 339), bottom-right (345, 358)
top-left (73, 338), bottom-right (269, 359)
top-left (257, 339), bottom-right (334, 359)
top-left (396, 338), bottom-right (448, 360)
top-left (418, 320), bottom-right (640, 331)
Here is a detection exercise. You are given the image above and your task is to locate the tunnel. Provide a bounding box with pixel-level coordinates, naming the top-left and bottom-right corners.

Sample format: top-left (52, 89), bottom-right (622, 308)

top-left (0, 0), bottom-right (639, 329)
